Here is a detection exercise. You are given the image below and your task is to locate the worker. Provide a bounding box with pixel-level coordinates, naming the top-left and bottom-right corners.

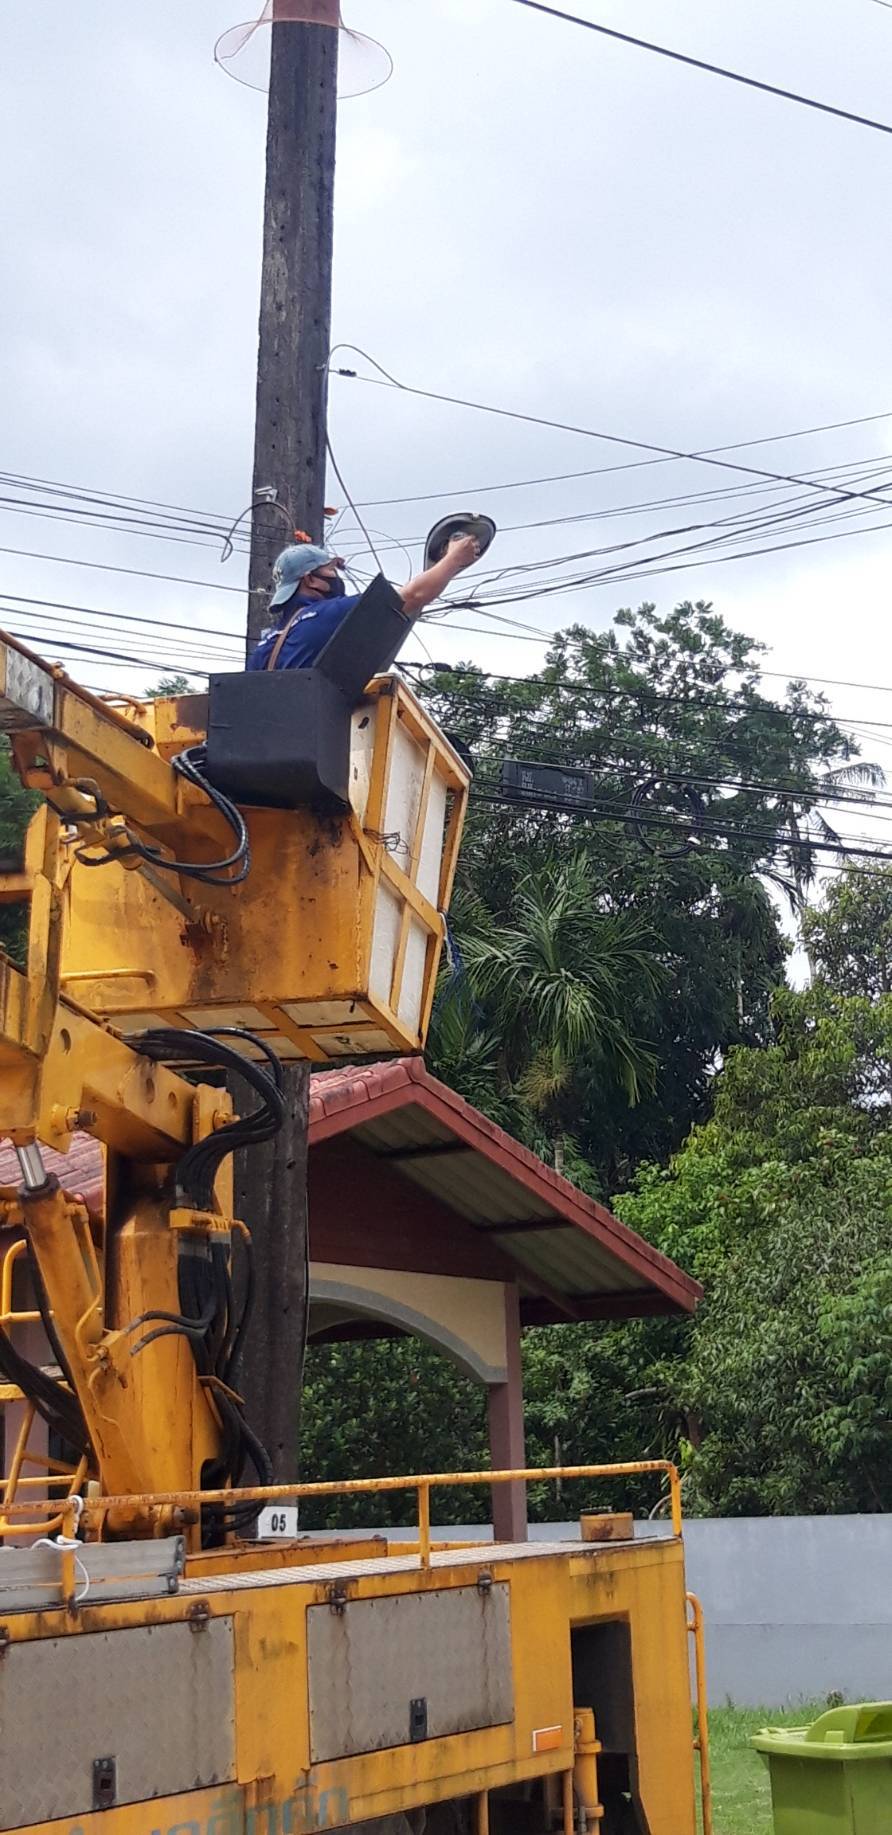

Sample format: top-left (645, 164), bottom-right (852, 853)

top-left (247, 530), bottom-right (483, 673)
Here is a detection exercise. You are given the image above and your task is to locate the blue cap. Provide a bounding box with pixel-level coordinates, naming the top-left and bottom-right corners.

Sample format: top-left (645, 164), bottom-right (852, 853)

top-left (270, 542), bottom-right (334, 608)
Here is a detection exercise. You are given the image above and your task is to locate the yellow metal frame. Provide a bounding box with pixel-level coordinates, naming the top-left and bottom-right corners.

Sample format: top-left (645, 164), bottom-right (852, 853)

top-left (0, 1507), bottom-right (698, 1835)
top-left (0, 1459), bottom-right (683, 1546)
top-left (0, 658), bottom-right (469, 1066)
top-left (688, 1589), bottom-right (713, 1835)
top-left (0, 633), bottom-right (702, 1835)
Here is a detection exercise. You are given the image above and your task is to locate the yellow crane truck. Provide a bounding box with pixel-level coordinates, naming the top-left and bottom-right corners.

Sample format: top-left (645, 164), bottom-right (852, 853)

top-left (0, 624), bottom-right (710, 1835)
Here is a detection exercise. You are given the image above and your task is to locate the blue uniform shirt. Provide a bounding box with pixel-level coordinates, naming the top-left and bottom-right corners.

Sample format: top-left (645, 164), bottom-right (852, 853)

top-left (247, 590), bottom-right (361, 672)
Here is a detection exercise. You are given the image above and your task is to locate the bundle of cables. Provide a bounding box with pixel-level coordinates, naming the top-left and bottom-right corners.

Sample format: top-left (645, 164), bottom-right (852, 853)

top-left (0, 1238), bottom-right (88, 1459)
top-left (131, 1026), bottom-right (287, 1542)
top-left (76, 746), bottom-right (251, 888)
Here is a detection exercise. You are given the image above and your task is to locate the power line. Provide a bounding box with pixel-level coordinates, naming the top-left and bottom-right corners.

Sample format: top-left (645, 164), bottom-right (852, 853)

top-left (345, 454), bottom-right (892, 553)
top-left (0, 468), bottom-right (240, 532)
top-left (507, 0), bottom-right (892, 138)
top-left (331, 353), bottom-right (892, 517)
top-left (330, 359), bottom-right (892, 535)
top-left (0, 628), bottom-right (213, 675)
top-left (0, 542), bottom-right (250, 595)
top-left (0, 498), bottom-right (249, 557)
top-left (0, 591), bottom-right (241, 643)
top-left (443, 507), bottom-right (892, 612)
top-left (413, 663), bottom-right (892, 733)
top-left (470, 779), bottom-right (892, 862)
top-left (350, 410), bottom-right (892, 506)
top-left (454, 488), bottom-right (892, 597)
top-left (481, 750), bottom-right (892, 821)
top-left (6, 400), bottom-right (892, 526)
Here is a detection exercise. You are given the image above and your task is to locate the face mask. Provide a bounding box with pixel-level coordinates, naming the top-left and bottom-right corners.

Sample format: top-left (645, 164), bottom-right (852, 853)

top-left (303, 572), bottom-right (343, 598)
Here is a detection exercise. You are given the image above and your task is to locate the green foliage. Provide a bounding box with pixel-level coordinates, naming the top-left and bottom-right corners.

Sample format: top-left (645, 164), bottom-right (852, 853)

top-left (802, 863), bottom-right (892, 996)
top-left (299, 618), bottom-right (890, 1521)
top-left (146, 675), bottom-right (198, 698)
top-left (0, 740), bottom-right (40, 965)
top-left (423, 599), bottom-right (849, 1186)
top-left (298, 1324), bottom-right (682, 1528)
top-left (616, 982), bottom-right (892, 1514)
top-left (298, 1337), bottom-right (490, 1529)
top-left (431, 854), bottom-right (663, 1175)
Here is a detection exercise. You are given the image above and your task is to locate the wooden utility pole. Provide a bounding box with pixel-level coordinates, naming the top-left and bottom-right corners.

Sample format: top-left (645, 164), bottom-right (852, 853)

top-left (246, 13), bottom-right (338, 650)
top-left (234, 13), bottom-right (339, 1482)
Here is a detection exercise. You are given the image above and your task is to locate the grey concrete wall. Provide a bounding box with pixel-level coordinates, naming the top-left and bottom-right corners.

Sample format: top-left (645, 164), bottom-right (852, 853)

top-left (380, 1514), bottom-right (892, 1708)
top-left (652, 1514), bottom-right (892, 1708)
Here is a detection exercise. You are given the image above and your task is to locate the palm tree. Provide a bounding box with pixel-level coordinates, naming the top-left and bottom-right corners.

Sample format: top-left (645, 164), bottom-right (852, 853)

top-left (718, 877), bottom-right (778, 1031)
top-left (775, 762), bottom-right (885, 972)
top-left (461, 855), bottom-right (664, 1173)
top-left (426, 991), bottom-right (524, 1137)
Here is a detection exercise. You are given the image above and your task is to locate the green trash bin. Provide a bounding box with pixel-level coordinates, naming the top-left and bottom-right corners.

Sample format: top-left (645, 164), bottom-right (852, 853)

top-left (751, 1703), bottom-right (892, 1834)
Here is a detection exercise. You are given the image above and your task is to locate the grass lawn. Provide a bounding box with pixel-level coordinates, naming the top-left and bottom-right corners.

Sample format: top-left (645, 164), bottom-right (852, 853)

top-left (701, 1703), bottom-right (826, 1835)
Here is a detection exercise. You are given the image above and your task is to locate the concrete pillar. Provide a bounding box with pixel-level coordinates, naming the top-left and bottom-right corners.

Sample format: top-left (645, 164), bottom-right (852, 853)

top-left (487, 1284), bottom-right (527, 1543)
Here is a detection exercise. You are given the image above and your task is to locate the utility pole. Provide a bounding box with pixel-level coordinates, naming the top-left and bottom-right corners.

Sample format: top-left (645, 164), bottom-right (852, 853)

top-left (232, 12), bottom-right (339, 1482)
top-left (246, 12), bottom-right (338, 648)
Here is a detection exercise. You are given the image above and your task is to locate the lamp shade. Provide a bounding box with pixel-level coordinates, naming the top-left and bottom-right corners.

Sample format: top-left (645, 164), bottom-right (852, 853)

top-left (215, 2), bottom-right (393, 98)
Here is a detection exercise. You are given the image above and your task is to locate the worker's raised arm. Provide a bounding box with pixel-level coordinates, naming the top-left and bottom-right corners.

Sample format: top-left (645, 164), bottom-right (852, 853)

top-left (396, 533), bottom-right (481, 621)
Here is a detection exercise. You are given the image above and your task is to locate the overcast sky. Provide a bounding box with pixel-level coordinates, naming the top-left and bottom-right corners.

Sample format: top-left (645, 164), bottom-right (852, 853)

top-left (3, 0), bottom-right (892, 809)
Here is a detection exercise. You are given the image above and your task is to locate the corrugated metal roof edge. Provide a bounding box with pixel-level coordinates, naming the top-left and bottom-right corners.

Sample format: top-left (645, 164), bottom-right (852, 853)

top-left (308, 1059), bottom-right (701, 1314)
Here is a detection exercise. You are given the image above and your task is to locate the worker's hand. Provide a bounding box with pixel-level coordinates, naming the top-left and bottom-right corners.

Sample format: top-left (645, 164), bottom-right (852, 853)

top-left (445, 533), bottom-right (481, 573)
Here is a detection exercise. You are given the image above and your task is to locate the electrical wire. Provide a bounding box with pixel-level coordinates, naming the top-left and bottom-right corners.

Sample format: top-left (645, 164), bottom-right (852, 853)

top-left (333, 457), bottom-right (892, 565)
top-left (449, 488), bottom-right (892, 597)
top-left (324, 432), bottom-right (385, 575)
top-left (0, 542), bottom-right (250, 595)
top-left (408, 455), bottom-right (892, 544)
top-left (0, 590), bottom-right (242, 644)
top-left (129, 1026), bottom-right (284, 1541)
top-left (134, 1028), bottom-right (285, 1211)
top-left (329, 348), bottom-right (892, 513)
top-left (412, 662), bottom-right (892, 734)
top-left (454, 731), bottom-right (892, 816)
top-left (75, 746), bottom-right (250, 886)
top-left (128, 1041), bottom-right (277, 1513)
top-left (470, 778), bottom-right (892, 863)
top-left (6, 400), bottom-right (892, 524)
top-left (320, 425), bottom-right (434, 664)
top-left (507, 0), bottom-right (892, 138)
top-left (439, 510), bottom-right (892, 614)
top-left (350, 411), bottom-right (892, 507)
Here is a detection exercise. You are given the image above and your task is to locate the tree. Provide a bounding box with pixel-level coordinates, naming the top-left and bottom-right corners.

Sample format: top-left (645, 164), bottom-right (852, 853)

top-left (299, 1337), bottom-right (490, 1529)
top-left (422, 600), bottom-right (853, 1187)
top-left (615, 985), bottom-right (892, 1514)
top-left (0, 741), bottom-right (40, 965)
top-left (802, 863), bottom-right (892, 998)
top-left (146, 675), bottom-right (199, 698)
top-left (457, 854), bottom-right (663, 1172)
top-left (298, 1324), bottom-right (683, 1528)
top-left (773, 762), bottom-right (885, 973)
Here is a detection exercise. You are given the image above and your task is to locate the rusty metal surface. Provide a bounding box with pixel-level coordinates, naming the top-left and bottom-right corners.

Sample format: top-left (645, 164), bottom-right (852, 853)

top-left (307, 1583), bottom-right (514, 1762)
top-left (177, 1541), bottom-right (576, 1594)
top-left (0, 1618), bottom-right (235, 1828)
top-left (0, 1534), bottom-right (185, 1613)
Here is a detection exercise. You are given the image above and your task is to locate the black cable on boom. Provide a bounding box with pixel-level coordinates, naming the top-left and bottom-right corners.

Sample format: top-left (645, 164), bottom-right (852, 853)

top-left (132, 1026), bottom-right (285, 1544)
top-left (76, 747), bottom-right (251, 889)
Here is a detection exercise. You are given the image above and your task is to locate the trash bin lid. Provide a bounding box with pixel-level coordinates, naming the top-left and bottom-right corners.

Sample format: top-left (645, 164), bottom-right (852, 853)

top-left (752, 1704), bottom-right (892, 1762)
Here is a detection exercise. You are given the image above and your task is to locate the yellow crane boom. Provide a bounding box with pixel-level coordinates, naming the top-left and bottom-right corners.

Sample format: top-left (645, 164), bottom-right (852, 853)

top-left (0, 633), bottom-right (707, 1835)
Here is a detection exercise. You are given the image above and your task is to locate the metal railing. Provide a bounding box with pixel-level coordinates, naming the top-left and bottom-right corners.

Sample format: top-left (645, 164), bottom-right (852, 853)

top-left (687, 1590), bottom-right (713, 1835)
top-left (0, 1459), bottom-right (683, 1552)
top-left (0, 1238), bottom-right (40, 1326)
